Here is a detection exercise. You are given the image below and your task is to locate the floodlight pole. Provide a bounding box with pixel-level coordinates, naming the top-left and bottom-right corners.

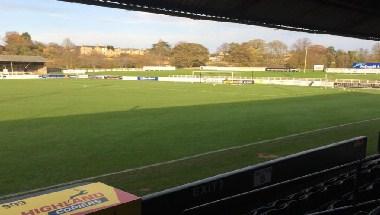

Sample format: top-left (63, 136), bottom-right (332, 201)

top-left (303, 47), bottom-right (308, 74)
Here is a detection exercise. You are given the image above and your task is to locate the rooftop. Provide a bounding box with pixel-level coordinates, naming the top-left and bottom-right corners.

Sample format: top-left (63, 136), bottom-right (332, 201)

top-left (0, 55), bottom-right (47, 63)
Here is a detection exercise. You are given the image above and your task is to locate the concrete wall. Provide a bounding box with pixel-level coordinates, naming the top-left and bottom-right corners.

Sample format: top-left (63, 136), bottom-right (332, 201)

top-left (254, 79), bottom-right (333, 87)
top-left (121, 76), bottom-right (334, 88)
top-left (326, 68), bottom-right (380, 74)
top-left (2, 75), bottom-right (40, 79)
top-left (200, 66), bottom-right (267, 72)
top-left (143, 66), bottom-right (176, 71)
top-left (63, 68), bottom-right (144, 74)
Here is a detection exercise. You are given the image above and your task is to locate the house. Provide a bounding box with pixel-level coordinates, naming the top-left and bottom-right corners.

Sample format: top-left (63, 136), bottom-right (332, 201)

top-left (79, 45), bottom-right (146, 58)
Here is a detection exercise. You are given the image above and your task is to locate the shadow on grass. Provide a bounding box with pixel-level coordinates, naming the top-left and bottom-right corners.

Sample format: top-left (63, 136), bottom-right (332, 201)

top-left (1, 92), bottom-right (380, 196)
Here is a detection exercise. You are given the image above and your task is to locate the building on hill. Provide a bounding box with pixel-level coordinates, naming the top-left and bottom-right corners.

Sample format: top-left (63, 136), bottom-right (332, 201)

top-left (209, 52), bottom-right (225, 63)
top-left (122, 48), bottom-right (146, 56)
top-left (79, 45), bottom-right (146, 58)
top-left (80, 45), bottom-right (122, 58)
top-left (0, 55), bottom-right (47, 75)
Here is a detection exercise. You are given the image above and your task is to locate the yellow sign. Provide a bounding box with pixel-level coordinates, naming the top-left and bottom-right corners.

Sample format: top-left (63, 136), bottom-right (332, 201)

top-left (0, 182), bottom-right (141, 215)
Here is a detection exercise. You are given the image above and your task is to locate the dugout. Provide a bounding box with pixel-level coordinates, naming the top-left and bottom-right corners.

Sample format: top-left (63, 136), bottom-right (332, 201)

top-left (0, 55), bottom-right (48, 75)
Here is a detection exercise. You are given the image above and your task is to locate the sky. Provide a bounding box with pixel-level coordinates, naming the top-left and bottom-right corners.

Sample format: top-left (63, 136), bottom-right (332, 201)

top-left (0, 0), bottom-right (377, 52)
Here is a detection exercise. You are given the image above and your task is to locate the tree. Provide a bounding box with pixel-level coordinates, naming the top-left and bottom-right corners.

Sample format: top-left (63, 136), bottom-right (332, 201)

top-left (216, 43), bottom-right (231, 62)
top-left (122, 55), bottom-right (157, 68)
top-left (171, 42), bottom-right (209, 68)
top-left (288, 38), bottom-right (312, 68)
top-left (21, 32), bottom-right (32, 41)
top-left (372, 43), bottom-right (380, 61)
top-left (149, 40), bottom-right (171, 65)
top-left (79, 52), bottom-right (106, 69)
top-left (293, 38), bottom-right (311, 52)
top-left (241, 39), bottom-right (266, 66)
top-left (348, 51), bottom-right (359, 65)
top-left (266, 40), bottom-right (288, 66)
top-left (266, 40), bottom-right (288, 56)
top-left (357, 48), bottom-right (370, 62)
top-left (43, 43), bottom-right (65, 67)
top-left (221, 39), bottom-right (268, 66)
top-left (3, 31), bottom-right (44, 55)
top-left (245, 39), bottom-right (266, 50)
top-left (307, 45), bottom-right (328, 67)
top-left (335, 50), bottom-right (351, 68)
top-left (216, 43), bottom-right (230, 54)
top-left (150, 40), bottom-right (171, 57)
top-left (326, 46), bottom-right (337, 68)
top-left (62, 38), bottom-right (76, 50)
top-left (224, 43), bottom-right (252, 66)
top-left (61, 38), bottom-right (78, 69)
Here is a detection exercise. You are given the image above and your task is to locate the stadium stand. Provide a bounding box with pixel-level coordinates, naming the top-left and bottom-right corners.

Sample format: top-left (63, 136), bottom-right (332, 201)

top-left (140, 136), bottom-right (380, 215)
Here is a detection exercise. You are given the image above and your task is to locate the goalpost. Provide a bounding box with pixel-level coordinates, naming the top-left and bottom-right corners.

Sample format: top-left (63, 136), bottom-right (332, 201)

top-left (192, 71), bottom-right (234, 84)
top-left (192, 70), bottom-right (254, 85)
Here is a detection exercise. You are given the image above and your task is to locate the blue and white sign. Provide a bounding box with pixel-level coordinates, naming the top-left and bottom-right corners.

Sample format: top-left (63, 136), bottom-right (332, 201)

top-left (137, 77), bottom-right (159, 81)
top-left (352, 63), bottom-right (380, 69)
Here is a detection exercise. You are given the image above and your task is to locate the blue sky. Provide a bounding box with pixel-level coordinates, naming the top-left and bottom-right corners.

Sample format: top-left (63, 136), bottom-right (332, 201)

top-left (0, 0), bottom-right (377, 52)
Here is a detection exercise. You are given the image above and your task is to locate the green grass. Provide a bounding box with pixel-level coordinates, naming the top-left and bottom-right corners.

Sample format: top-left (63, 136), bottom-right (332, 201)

top-left (86, 69), bottom-right (380, 81)
top-left (0, 79), bottom-right (380, 196)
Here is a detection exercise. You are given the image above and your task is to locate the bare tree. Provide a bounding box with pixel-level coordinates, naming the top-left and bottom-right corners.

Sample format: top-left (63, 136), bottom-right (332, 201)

top-left (61, 38), bottom-right (78, 69)
top-left (292, 38), bottom-right (312, 52)
top-left (62, 38), bottom-right (76, 50)
top-left (266, 40), bottom-right (288, 66)
top-left (288, 38), bottom-right (312, 68)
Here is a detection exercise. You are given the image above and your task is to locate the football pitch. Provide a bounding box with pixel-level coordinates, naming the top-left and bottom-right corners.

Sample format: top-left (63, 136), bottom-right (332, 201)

top-left (1, 79), bottom-right (380, 197)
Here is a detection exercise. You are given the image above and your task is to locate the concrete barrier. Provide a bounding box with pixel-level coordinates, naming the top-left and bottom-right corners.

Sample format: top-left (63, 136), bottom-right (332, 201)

top-left (123, 75), bottom-right (335, 87)
top-left (253, 77), bottom-right (333, 87)
top-left (122, 76), bottom-right (138, 81)
top-left (143, 66), bottom-right (176, 71)
top-left (2, 75), bottom-right (40, 79)
top-left (326, 68), bottom-right (380, 74)
top-left (200, 66), bottom-right (267, 72)
top-left (63, 68), bottom-right (144, 74)
top-left (63, 69), bottom-right (87, 74)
